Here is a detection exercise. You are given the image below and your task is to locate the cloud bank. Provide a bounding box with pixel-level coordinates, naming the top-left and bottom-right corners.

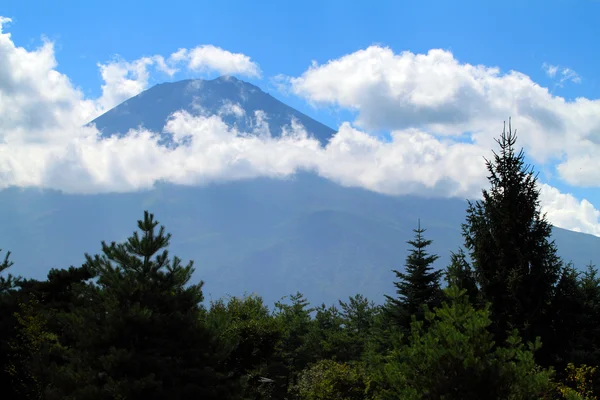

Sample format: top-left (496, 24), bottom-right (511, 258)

top-left (286, 46), bottom-right (600, 188)
top-left (1, 17), bottom-right (599, 237)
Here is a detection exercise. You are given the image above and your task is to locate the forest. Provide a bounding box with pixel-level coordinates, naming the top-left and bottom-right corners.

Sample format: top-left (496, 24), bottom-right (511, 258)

top-left (1, 122), bottom-right (599, 399)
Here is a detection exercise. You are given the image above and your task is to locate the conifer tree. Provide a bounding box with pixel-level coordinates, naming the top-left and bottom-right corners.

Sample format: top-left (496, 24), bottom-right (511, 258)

top-left (380, 286), bottom-right (554, 400)
top-left (445, 248), bottom-right (479, 305)
top-left (0, 249), bottom-right (16, 292)
top-left (385, 221), bottom-right (443, 330)
top-left (52, 211), bottom-right (242, 399)
top-left (461, 120), bottom-right (562, 346)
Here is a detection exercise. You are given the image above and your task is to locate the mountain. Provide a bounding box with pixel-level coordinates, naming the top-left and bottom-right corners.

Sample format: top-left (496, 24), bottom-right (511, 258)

top-left (90, 75), bottom-right (335, 145)
top-left (1, 76), bottom-right (598, 307)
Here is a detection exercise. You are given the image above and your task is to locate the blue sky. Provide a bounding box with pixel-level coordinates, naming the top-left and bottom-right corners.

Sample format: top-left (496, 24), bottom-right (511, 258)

top-left (1, 0), bottom-right (600, 235)
top-left (5, 0), bottom-right (598, 100)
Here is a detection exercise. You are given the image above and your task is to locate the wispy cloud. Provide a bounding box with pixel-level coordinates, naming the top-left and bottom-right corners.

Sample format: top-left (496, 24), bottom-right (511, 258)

top-left (543, 62), bottom-right (582, 86)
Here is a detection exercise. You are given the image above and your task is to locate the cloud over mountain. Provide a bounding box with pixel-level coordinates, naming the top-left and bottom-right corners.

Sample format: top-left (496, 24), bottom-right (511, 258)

top-left (0, 17), bottom-right (599, 236)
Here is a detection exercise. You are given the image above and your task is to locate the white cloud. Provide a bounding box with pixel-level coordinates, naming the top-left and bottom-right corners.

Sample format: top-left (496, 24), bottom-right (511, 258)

top-left (0, 18), bottom-right (599, 237)
top-left (167, 45), bottom-right (262, 78)
top-left (96, 56), bottom-right (155, 111)
top-left (540, 184), bottom-right (600, 237)
top-left (218, 101), bottom-right (246, 118)
top-left (285, 46), bottom-right (600, 186)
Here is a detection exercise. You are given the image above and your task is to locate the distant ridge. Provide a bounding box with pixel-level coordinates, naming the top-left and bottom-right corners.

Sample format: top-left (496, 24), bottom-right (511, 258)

top-left (89, 76), bottom-right (336, 145)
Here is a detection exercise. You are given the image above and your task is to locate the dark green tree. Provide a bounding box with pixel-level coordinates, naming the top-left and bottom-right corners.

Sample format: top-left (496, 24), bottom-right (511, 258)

top-left (205, 294), bottom-right (282, 399)
top-left (271, 292), bottom-right (314, 399)
top-left (49, 211), bottom-right (242, 400)
top-left (543, 264), bottom-right (584, 370)
top-left (445, 248), bottom-right (479, 305)
top-left (461, 120), bottom-right (562, 347)
top-left (303, 303), bottom-right (346, 363)
top-left (0, 249), bottom-right (16, 293)
top-left (336, 294), bottom-right (378, 362)
top-left (384, 221), bottom-right (443, 330)
top-left (380, 286), bottom-right (554, 400)
top-left (575, 264), bottom-right (600, 367)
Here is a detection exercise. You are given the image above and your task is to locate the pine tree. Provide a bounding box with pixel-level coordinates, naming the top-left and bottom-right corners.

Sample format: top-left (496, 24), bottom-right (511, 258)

top-left (461, 119), bottom-right (562, 347)
top-left (51, 211), bottom-right (243, 400)
top-left (385, 221), bottom-right (443, 330)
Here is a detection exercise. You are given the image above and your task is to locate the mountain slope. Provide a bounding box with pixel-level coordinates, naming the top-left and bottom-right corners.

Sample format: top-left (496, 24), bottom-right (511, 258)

top-left (1, 174), bottom-right (597, 307)
top-left (89, 76), bottom-right (335, 144)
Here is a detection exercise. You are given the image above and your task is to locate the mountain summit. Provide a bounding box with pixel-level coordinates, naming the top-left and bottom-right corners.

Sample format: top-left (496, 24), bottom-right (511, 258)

top-left (90, 75), bottom-right (336, 144)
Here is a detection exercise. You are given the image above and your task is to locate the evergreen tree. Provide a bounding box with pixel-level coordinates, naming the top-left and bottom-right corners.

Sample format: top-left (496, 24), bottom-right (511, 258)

top-left (205, 294), bottom-right (282, 399)
top-left (445, 248), bottom-right (479, 305)
top-left (303, 303), bottom-right (346, 363)
top-left (461, 120), bottom-right (562, 347)
top-left (50, 211), bottom-right (242, 400)
top-left (272, 292), bottom-right (314, 399)
top-left (379, 286), bottom-right (554, 400)
top-left (544, 264), bottom-right (584, 369)
top-left (384, 221), bottom-right (443, 329)
top-left (0, 249), bottom-right (17, 292)
top-left (337, 294), bottom-right (377, 362)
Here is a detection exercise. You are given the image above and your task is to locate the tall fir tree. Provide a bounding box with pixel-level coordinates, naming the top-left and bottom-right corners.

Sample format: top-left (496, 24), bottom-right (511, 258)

top-left (385, 221), bottom-right (443, 330)
top-left (461, 119), bottom-right (562, 348)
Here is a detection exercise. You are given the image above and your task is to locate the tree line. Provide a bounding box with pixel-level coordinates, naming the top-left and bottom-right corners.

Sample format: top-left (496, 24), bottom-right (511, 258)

top-left (1, 121), bottom-right (599, 399)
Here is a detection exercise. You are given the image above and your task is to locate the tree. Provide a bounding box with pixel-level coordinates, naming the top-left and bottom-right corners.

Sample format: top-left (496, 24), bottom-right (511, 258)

top-left (271, 292), bottom-right (314, 399)
top-left (380, 286), bottom-right (554, 400)
top-left (384, 221), bottom-right (443, 330)
top-left (303, 302), bottom-right (345, 363)
top-left (0, 249), bottom-right (17, 293)
top-left (205, 294), bottom-right (282, 399)
top-left (544, 264), bottom-right (585, 369)
top-left (49, 211), bottom-right (242, 400)
top-left (445, 248), bottom-right (479, 305)
top-left (461, 119), bottom-right (562, 347)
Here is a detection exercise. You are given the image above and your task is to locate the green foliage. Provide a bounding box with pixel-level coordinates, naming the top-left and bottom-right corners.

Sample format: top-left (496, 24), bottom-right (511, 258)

top-left (445, 248), bottom-right (479, 304)
top-left (293, 359), bottom-right (374, 400)
top-left (556, 363), bottom-right (597, 400)
top-left (461, 120), bottom-right (562, 348)
top-left (573, 265), bottom-right (600, 366)
top-left (50, 211), bottom-right (242, 399)
top-left (385, 222), bottom-right (443, 331)
top-left (0, 248), bottom-right (17, 292)
top-left (379, 285), bottom-right (554, 400)
top-left (206, 294), bottom-right (282, 399)
top-left (5, 297), bottom-right (62, 399)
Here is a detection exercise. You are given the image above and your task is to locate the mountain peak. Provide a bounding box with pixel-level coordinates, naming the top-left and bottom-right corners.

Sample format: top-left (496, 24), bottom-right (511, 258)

top-left (89, 76), bottom-right (335, 144)
top-left (213, 74), bottom-right (238, 81)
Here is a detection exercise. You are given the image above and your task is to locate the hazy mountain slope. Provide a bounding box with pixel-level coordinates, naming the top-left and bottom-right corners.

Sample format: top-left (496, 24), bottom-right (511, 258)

top-left (0, 174), bottom-right (596, 307)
